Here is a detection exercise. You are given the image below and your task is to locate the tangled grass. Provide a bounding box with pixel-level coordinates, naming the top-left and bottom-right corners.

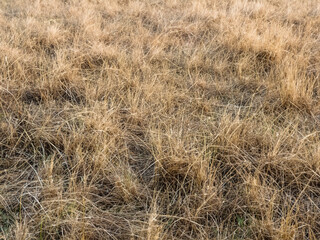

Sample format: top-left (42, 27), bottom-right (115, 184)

top-left (0, 0), bottom-right (320, 239)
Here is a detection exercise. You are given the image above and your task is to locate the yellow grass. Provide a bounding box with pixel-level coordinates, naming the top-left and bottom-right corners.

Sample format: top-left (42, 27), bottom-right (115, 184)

top-left (0, 0), bottom-right (320, 239)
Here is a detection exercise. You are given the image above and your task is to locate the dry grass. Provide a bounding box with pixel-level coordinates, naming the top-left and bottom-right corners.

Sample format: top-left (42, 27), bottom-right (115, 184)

top-left (0, 0), bottom-right (320, 239)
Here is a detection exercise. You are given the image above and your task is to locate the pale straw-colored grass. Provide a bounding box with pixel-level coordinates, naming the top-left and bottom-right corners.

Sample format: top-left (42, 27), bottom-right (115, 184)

top-left (0, 0), bottom-right (319, 239)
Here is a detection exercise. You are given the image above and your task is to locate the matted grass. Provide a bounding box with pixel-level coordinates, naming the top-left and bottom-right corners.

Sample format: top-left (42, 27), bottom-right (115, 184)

top-left (0, 0), bottom-right (320, 239)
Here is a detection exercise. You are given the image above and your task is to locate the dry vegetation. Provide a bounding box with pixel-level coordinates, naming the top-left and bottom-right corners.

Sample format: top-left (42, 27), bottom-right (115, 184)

top-left (0, 0), bottom-right (320, 239)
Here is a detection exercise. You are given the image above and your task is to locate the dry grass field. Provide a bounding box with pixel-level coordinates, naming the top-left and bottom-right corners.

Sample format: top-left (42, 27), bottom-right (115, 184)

top-left (0, 0), bottom-right (320, 239)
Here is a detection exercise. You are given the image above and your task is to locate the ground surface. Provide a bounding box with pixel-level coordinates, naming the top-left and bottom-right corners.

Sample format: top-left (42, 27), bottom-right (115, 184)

top-left (0, 0), bottom-right (320, 239)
